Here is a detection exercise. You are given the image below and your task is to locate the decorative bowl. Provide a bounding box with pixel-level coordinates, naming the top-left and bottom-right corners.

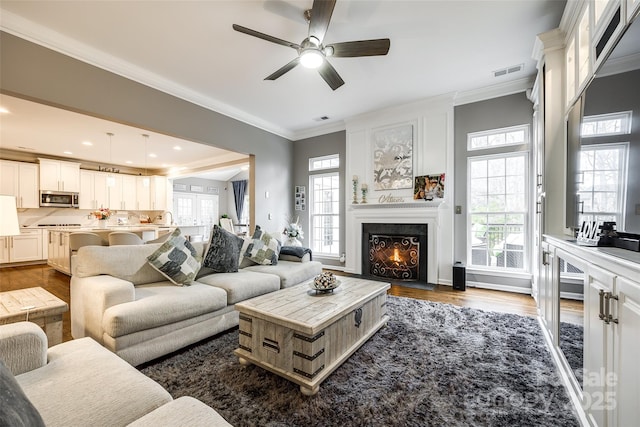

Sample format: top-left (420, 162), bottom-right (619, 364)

top-left (310, 272), bottom-right (340, 292)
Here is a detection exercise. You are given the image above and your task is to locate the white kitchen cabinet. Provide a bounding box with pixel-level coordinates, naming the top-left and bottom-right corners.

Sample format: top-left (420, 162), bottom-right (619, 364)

top-left (47, 230), bottom-right (70, 275)
top-left (38, 158), bottom-right (80, 192)
top-left (136, 176), bottom-right (151, 210)
top-left (614, 277), bottom-right (640, 426)
top-left (80, 170), bottom-right (109, 210)
top-left (541, 236), bottom-right (640, 427)
top-left (0, 160), bottom-right (39, 208)
top-left (584, 265), bottom-right (616, 427)
top-left (0, 237), bottom-right (9, 263)
top-left (109, 174), bottom-right (137, 210)
top-left (150, 176), bottom-right (168, 211)
top-left (0, 229), bottom-right (43, 264)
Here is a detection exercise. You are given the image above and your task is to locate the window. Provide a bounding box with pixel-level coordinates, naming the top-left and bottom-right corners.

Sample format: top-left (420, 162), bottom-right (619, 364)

top-left (467, 124), bottom-right (529, 151)
top-left (468, 153), bottom-right (528, 270)
top-left (581, 111), bottom-right (632, 137)
top-left (173, 192), bottom-right (219, 237)
top-left (309, 154), bottom-right (340, 256)
top-left (577, 143), bottom-right (628, 226)
top-left (309, 154), bottom-right (340, 171)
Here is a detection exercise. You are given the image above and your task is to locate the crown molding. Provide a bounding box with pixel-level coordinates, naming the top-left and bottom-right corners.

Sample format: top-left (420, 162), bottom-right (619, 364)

top-left (598, 52), bottom-right (640, 77)
top-left (290, 121), bottom-right (346, 141)
top-left (453, 76), bottom-right (534, 106)
top-left (0, 10), bottom-right (295, 141)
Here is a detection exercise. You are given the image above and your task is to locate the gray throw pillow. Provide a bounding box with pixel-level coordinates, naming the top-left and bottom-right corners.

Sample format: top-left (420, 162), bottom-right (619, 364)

top-left (0, 360), bottom-right (46, 427)
top-left (244, 225), bottom-right (281, 265)
top-left (203, 225), bottom-right (244, 273)
top-left (147, 228), bottom-right (202, 285)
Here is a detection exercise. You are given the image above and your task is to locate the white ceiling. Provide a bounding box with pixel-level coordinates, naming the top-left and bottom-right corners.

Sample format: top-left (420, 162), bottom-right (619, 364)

top-left (0, 94), bottom-right (249, 177)
top-left (0, 0), bottom-right (567, 142)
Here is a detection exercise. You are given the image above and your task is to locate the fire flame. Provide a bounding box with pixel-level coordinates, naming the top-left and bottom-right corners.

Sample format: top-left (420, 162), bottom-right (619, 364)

top-left (391, 248), bottom-right (401, 263)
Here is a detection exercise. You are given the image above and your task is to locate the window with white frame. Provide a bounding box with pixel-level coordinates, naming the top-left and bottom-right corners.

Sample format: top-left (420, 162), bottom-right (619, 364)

top-left (467, 124), bottom-right (529, 151)
top-left (581, 111), bottom-right (632, 138)
top-left (577, 143), bottom-right (628, 227)
top-left (309, 154), bottom-right (340, 256)
top-left (467, 125), bottom-right (530, 271)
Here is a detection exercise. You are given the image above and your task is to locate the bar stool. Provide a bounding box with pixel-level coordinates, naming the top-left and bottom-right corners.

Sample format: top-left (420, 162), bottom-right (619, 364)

top-left (108, 232), bottom-right (144, 246)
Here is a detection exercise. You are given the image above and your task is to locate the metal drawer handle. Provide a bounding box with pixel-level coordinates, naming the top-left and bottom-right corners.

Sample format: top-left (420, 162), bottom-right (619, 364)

top-left (599, 289), bottom-right (605, 321)
top-left (262, 338), bottom-right (280, 353)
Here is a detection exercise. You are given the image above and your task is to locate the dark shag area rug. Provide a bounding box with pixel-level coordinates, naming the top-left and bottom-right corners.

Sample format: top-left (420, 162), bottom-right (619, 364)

top-left (140, 296), bottom-right (579, 427)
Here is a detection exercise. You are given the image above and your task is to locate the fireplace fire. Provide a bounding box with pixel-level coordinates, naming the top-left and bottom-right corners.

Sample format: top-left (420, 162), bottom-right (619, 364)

top-left (369, 235), bottom-right (420, 281)
top-left (362, 223), bottom-right (428, 285)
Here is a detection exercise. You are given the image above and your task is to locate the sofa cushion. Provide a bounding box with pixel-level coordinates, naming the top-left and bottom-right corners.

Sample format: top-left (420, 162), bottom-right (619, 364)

top-left (16, 338), bottom-right (172, 427)
top-left (203, 225), bottom-right (244, 273)
top-left (127, 396), bottom-right (233, 427)
top-left (102, 283), bottom-right (228, 337)
top-left (243, 260), bottom-right (323, 288)
top-left (147, 228), bottom-right (202, 286)
top-left (75, 244), bottom-right (167, 285)
top-left (197, 270), bottom-right (281, 304)
top-left (0, 360), bottom-right (45, 427)
top-left (244, 225), bottom-right (281, 265)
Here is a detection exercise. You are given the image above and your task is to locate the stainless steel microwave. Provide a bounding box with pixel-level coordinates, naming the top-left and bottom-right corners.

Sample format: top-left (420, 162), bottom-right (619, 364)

top-left (39, 191), bottom-right (79, 208)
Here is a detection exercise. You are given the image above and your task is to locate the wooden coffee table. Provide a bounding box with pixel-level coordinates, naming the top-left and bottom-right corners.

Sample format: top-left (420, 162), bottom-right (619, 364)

top-left (234, 277), bottom-right (390, 395)
top-left (0, 287), bottom-right (68, 346)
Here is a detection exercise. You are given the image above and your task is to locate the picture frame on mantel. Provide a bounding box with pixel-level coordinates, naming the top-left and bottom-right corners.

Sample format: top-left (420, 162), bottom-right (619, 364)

top-left (372, 124), bottom-right (413, 190)
top-left (413, 174), bottom-right (445, 201)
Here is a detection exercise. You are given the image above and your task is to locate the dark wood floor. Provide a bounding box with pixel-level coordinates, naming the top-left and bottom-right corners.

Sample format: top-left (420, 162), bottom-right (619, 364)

top-left (1, 263), bottom-right (582, 344)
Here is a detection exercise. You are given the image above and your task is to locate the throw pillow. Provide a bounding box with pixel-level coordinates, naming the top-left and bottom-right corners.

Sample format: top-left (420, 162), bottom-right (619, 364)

top-left (0, 360), bottom-right (46, 427)
top-left (147, 228), bottom-right (202, 285)
top-left (244, 225), bottom-right (281, 265)
top-left (203, 225), bottom-right (244, 273)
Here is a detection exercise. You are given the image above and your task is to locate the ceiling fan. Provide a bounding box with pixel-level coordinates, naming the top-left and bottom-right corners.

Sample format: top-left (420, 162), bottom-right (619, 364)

top-left (233, 0), bottom-right (390, 90)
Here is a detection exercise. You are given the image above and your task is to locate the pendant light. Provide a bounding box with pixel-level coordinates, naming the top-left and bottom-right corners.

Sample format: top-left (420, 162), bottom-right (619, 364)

top-left (106, 132), bottom-right (115, 187)
top-left (142, 134), bottom-right (150, 187)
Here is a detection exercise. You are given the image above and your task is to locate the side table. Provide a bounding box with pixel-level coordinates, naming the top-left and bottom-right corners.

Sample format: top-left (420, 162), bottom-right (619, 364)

top-left (0, 287), bottom-right (69, 346)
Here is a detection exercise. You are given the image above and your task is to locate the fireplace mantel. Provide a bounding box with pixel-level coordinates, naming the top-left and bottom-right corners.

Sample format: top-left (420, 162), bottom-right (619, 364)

top-left (350, 201), bottom-right (443, 210)
top-left (345, 205), bottom-right (440, 284)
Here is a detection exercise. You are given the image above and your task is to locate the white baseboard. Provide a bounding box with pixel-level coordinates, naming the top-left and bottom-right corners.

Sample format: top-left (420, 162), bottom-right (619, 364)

top-left (467, 281), bottom-right (532, 295)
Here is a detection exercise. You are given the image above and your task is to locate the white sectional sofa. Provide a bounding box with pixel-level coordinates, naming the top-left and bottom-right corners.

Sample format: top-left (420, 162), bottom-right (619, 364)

top-left (70, 240), bottom-right (322, 366)
top-left (0, 322), bottom-right (232, 427)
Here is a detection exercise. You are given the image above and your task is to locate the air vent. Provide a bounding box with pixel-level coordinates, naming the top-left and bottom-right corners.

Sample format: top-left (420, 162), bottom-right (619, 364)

top-left (313, 116), bottom-right (330, 122)
top-left (493, 63), bottom-right (523, 78)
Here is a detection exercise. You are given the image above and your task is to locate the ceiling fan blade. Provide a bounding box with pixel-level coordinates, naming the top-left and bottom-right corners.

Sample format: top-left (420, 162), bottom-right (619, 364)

top-left (233, 24), bottom-right (300, 49)
top-left (326, 39), bottom-right (391, 57)
top-left (308, 0), bottom-right (336, 43)
top-left (318, 60), bottom-right (344, 90)
top-left (265, 57), bottom-right (300, 81)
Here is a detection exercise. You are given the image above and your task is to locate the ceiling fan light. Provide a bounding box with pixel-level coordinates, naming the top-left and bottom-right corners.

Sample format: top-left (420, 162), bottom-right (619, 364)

top-left (300, 49), bottom-right (324, 69)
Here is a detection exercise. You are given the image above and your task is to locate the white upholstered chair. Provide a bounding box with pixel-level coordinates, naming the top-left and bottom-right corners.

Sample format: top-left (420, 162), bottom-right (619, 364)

top-left (108, 231), bottom-right (144, 246)
top-left (220, 218), bottom-right (235, 234)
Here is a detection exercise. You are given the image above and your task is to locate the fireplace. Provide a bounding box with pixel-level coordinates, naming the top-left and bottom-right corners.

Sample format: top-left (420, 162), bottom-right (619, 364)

top-left (362, 223), bottom-right (428, 285)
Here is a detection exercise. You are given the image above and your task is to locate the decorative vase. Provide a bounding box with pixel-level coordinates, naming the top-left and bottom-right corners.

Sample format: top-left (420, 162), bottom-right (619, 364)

top-left (285, 237), bottom-right (302, 247)
top-left (97, 219), bottom-right (108, 229)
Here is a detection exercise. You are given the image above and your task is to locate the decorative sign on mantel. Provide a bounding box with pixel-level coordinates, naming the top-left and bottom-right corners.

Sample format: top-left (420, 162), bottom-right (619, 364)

top-left (378, 194), bottom-right (405, 204)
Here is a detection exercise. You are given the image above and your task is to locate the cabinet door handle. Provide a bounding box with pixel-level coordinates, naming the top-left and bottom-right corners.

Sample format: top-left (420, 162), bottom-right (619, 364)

top-left (599, 289), bottom-right (606, 321)
top-left (604, 292), bottom-right (619, 325)
top-left (578, 201), bottom-right (584, 214)
top-left (536, 201), bottom-right (542, 214)
top-left (542, 251), bottom-right (549, 266)
top-left (536, 174), bottom-right (543, 187)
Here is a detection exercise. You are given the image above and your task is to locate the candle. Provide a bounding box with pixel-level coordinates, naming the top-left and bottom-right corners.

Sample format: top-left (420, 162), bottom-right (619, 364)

top-left (353, 175), bottom-right (358, 181)
top-left (361, 184), bottom-right (368, 190)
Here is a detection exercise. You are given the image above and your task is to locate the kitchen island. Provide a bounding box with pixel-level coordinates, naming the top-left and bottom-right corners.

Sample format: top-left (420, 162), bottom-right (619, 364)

top-left (45, 225), bottom-right (175, 275)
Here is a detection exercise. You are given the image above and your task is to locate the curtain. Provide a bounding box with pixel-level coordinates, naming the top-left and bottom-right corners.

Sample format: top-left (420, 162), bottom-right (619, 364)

top-left (232, 180), bottom-right (248, 222)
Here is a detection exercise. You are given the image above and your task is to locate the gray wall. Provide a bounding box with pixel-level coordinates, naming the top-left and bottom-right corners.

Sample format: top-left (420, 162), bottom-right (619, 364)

top-left (583, 69), bottom-right (640, 233)
top-left (0, 31), bottom-right (292, 232)
top-left (454, 92), bottom-right (533, 288)
top-left (293, 131), bottom-right (346, 266)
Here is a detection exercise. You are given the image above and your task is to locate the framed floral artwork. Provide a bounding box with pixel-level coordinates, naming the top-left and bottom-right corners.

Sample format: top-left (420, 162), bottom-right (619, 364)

top-left (372, 124), bottom-right (413, 190)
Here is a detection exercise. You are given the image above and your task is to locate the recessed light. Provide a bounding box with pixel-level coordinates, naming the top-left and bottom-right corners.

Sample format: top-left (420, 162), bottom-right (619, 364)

top-left (82, 141), bottom-right (93, 146)
top-left (125, 160), bottom-right (133, 164)
top-left (173, 146), bottom-right (182, 151)
top-left (63, 151), bottom-right (73, 155)
top-left (149, 153), bottom-right (157, 158)
top-left (0, 107), bottom-right (10, 114)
